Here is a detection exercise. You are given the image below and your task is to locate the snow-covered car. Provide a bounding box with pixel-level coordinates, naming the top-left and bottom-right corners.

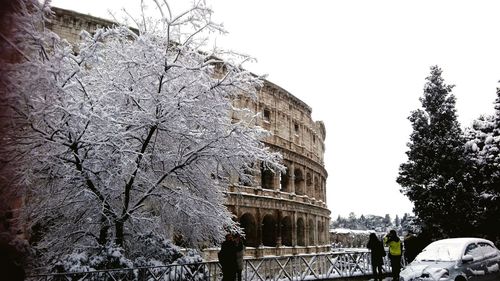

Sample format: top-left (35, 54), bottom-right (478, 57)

top-left (399, 237), bottom-right (500, 281)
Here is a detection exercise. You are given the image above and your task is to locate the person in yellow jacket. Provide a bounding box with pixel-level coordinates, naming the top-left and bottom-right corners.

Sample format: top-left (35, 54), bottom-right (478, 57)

top-left (384, 230), bottom-right (402, 281)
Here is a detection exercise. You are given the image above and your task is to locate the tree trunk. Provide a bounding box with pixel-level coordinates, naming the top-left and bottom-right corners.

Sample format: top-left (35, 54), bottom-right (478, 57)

top-left (98, 215), bottom-right (109, 245)
top-left (115, 220), bottom-right (124, 247)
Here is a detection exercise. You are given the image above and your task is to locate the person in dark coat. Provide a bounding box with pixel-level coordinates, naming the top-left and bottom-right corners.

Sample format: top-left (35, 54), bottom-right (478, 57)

top-left (218, 234), bottom-right (237, 281)
top-left (403, 231), bottom-right (418, 264)
top-left (367, 233), bottom-right (385, 281)
top-left (234, 234), bottom-right (245, 281)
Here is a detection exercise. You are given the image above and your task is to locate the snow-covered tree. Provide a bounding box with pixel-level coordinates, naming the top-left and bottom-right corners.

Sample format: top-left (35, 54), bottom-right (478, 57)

top-left (383, 214), bottom-right (391, 228)
top-left (330, 213), bottom-right (392, 231)
top-left (397, 66), bottom-right (470, 238)
top-left (400, 213), bottom-right (420, 234)
top-left (0, 0), bottom-right (283, 265)
top-left (394, 214), bottom-right (400, 227)
top-left (464, 87), bottom-right (500, 244)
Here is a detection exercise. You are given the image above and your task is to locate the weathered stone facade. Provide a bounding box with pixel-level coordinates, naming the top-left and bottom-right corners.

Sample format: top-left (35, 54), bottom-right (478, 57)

top-left (48, 7), bottom-right (331, 258)
top-left (47, 8), bottom-right (118, 46)
top-left (227, 80), bottom-right (330, 250)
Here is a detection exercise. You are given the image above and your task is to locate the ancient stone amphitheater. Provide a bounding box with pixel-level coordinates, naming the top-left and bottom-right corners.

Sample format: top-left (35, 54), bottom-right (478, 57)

top-left (49, 7), bottom-right (331, 258)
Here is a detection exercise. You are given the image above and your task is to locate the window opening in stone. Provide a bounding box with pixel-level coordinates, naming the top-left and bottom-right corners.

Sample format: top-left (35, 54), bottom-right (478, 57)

top-left (297, 218), bottom-right (305, 246)
top-left (281, 216), bottom-right (293, 246)
top-left (306, 172), bottom-right (312, 187)
top-left (240, 213), bottom-right (258, 247)
top-left (263, 108), bottom-right (270, 121)
top-left (308, 219), bottom-right (315, 245)
top-left (294, 169), bottom-right (304, 195)
top-left (318, 222), bottom-right (324, 244)
top-left (280, 167), bottom-right (289, 192)
top-left (314, 176), bottom-right (319, 199)
top-left (262, 214), bottom-right (277, 246)
top-left (261, 163), bottom-right (274, 189)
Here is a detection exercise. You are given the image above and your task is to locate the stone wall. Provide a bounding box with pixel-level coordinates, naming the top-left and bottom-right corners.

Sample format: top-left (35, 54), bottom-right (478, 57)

top-left (48, 7), bottom-right (118, 45)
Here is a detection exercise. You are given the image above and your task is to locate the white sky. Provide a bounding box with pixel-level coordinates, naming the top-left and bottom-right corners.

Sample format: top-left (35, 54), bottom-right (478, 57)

top-left (50, 0), bottom-right (500, 219)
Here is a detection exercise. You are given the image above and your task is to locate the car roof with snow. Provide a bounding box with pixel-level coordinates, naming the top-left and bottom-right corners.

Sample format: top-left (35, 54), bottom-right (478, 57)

top-left (415, 238), bottom-right (496, 261)
top-left (429, 237), bottom-right (494, 246)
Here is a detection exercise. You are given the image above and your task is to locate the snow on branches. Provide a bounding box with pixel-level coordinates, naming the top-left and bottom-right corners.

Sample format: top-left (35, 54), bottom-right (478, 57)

top-left (0, 0), bottom-right (283, 265)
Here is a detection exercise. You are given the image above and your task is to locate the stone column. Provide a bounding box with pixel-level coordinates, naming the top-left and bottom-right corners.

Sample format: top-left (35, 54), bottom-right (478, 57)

top-left (318, 218), bottom-right (323, 245)
top-left (304, 214), bottom-right (310, 247)
top-left (304, 168), bottom-right (310, 198)
top-left (313, 173), bottom-right (323, 201)
top-left (289, 162), bottom-right (295, 194)
top-left (273, 172), bottom-right (280, 192)
top-left (313, 216), bottom-right (318, 245)
top-left (324, 217), bottom-right (328, 244)
top-left (276, 210), bottom-right (282, 247)
top-left (256, 209), bottom-right (262, 247)
top-left (325, 217), bottom-right (329, 244)
top-left (323, 177), bottom-right (327, 202)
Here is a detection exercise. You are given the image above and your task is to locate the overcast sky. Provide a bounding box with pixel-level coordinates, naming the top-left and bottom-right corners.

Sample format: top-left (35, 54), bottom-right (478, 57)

top-left (51, 0), bottom-right (500, 218)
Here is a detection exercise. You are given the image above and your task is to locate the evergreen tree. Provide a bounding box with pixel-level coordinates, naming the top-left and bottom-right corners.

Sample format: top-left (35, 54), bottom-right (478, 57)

top-left (347, 212), bottom-right (357, 229)
top-left (332, 215), bottom-right (346, 228)
top-left (383, 214), bottom-right (392, 228)
top-left (360, 214), bottom-right (366, 227)
top-left (401, 213), bottom-right (408, 224)
top-left (394, 215), bottom-right (400, 227)
top-left (464, 87), bottom-right (500, 244)
top-left (400, 214), bottom-right (421, 234)
top-left (397, 66), bottom-right (468, 239)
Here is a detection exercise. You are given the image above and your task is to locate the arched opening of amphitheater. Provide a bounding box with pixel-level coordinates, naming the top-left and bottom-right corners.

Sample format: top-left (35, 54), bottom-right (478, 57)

top-left (238, 213), bottom-right (323, 247)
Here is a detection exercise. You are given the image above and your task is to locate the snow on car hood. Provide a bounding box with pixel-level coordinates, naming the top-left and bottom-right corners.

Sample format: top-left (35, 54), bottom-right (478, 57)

top-left (401, 261), bottom-right (456, 280)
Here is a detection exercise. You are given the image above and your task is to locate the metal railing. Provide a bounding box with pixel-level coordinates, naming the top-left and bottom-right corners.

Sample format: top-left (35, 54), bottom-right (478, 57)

top-left (27, 249), bottom-right (397, 281)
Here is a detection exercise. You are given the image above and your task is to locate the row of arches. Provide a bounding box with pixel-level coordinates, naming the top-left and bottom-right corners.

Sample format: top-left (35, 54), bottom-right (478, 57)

top-left (260, 163), bottom-right (326, 202)
top-left (238, 212), bottom-right (328, 248)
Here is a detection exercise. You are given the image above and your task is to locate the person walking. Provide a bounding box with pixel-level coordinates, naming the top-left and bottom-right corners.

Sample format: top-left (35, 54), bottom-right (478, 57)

top-left (403, 231), bottom-right (417, 264)
top-left (218, 234), bottom-right (237, 281)
top-left (367, 233), bottom-right (385, 281)
top-left (234, 234), bottom-right (245, 281)
top-left (384, 230), bottom-right (402, 281)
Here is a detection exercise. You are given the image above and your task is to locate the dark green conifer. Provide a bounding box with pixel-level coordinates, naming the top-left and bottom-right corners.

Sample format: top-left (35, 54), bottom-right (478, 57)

top-left (463, 86), bottom-right (500, 244)
top-left (398, 66), bottom-right (466, 238)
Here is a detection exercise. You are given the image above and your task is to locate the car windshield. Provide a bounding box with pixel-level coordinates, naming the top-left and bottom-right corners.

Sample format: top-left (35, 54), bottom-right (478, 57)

top-left (415, 241), bottom-right (463, 262)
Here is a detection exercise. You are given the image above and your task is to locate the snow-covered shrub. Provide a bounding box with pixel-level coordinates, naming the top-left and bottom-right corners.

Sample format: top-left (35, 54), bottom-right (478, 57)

top-left (51, 235), bottom-right (207, 281)
top-left (131, 233), bottom-right (183, 267)
top-left (174, 249), bottom-right (207, 281)
top-left (130, 234), bottom-right (207, 280)
top-left (53, 244), bottom-right (133, 273)
top-left (176, 249), bottom-right (204, 265)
